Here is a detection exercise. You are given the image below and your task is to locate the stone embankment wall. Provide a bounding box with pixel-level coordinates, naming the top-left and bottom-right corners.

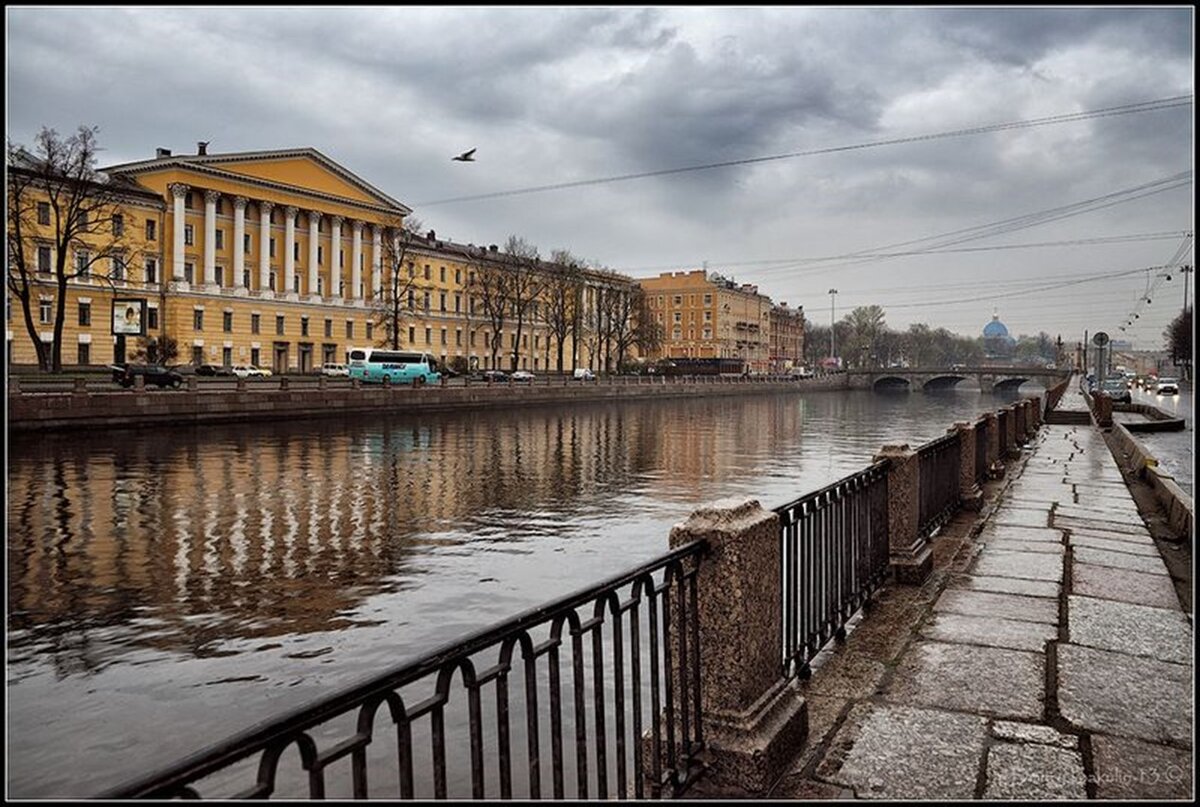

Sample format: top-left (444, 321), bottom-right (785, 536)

top-left (1109, 422), bottom-right (1194, 539)
top-left (8, 374), bottom-right (852, 433)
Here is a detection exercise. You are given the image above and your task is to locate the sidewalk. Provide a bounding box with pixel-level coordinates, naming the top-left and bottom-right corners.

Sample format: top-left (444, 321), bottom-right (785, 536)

top-left (773, 418), bottom-right (1193, 800)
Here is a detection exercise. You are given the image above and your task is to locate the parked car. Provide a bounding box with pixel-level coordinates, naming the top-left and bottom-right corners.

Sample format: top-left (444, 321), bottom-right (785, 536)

top-left (572, 368), bottom-right (596, 381)
top-left (789, 366), bottom-right (814, 380)
top-left (231, 364), bottom-right (269, 378)
top-left (1099, 377), bottom-right (1131, 403)
top-left (321, 363), bottom-right (349, 377)
top-left (511, 370), bottom-right (535, 383)
top-left (111, 363), bottom-right (183, 389)
top-left (196, 364), bottom-right (234, 377)
top-left (1154, 378), bottom-right (1179, 395)
top-left (474, 370), bottom-right (509, 383)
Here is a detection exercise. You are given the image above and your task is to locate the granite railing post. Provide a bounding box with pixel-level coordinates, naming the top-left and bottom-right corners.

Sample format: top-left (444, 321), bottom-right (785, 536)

top-left (280, 376), bottom-right (290, 391)
top-left (351, 377), bottom-right (361, 390)
top-left (236, 376), bottom-right (247, 392)
top-left (952, 422), bottom-right (983, 511)
top-left (652, 499), bottom-right (808, 796)
top-left (133, 374), bottom-right (146, 393)
top-left (1093, 393), bottom-right (1113, 428)
top-left (73, 377), bottom-right (88, 397)
top-left (873, 444), bottom-right (931, 584)
top-left (9, 376), bottom-right (20, 395)
top-left (1014, 401), bottom-right (1028, 445)
top-left (187, 375), bottom-right (199, 393)
top-left (317, 375), bottom-right (327, 390)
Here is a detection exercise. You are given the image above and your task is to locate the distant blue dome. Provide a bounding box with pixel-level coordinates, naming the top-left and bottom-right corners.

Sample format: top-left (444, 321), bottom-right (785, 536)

top-left (983, 315), bottom-right (1010, 339)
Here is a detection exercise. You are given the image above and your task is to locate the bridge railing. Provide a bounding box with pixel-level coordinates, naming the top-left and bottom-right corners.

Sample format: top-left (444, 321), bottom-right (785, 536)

top-left (102, 542), bottom-right (709, 801)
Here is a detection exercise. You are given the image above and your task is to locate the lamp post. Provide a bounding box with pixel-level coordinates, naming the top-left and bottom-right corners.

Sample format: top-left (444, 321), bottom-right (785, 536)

top-left (828, 288), bottom-right (838, 367)
top-left (1181, 265), bottom-right (1193, 315)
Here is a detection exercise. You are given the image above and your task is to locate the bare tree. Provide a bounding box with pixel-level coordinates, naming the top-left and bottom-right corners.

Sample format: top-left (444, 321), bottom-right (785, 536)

top-left (631, 286), bottom-right (663, 360)
top-left (545, 249), bottom-right (585, 373)
top-left (7, 126), bottom-right (135, 371)
top-left (371, 216), bottom-right (426, 350)
top-left (503, 235), bottom-right (545, 372)
top-left (467, 249), bottom-right (512, 371)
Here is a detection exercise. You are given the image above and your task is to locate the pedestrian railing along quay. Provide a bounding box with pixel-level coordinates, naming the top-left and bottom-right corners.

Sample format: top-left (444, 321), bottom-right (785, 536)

top-left (101, 393), bottom-right (1046, 800)
top-left (103, 542), bottom-right (708, 801)
top-left (918, 433), bottom-right (962, 537)
top-left (776, 462), bottom-right (890, 680)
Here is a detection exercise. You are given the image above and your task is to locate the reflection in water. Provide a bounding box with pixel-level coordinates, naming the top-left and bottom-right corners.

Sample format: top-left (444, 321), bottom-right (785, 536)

top-left (7, 388), bottom-right (1032, 797)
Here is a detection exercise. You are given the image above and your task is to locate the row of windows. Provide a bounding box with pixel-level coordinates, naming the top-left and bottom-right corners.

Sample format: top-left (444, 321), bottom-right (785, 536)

top-left (652, 293), bottom-right (714, 308)
top-left (34, 300), bottom-right (162, 330)
top-left (37, 203), bottom-right (156, 241)
top-left (190, 311), bottom-right (374, 341)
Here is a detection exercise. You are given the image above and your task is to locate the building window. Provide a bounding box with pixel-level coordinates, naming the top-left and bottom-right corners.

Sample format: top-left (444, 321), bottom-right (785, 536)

top-left (703, 328), bottom-right (712, 339)
top-left (269, 271), bottom-right (277, 291)
top-left (339, 250), bottom-right (344, 268)
top-left (423, 292), bottom-right (430, 312)
top-left (184, 263), bottom-right (194, 284)
top-left (408, 325), bottom-right (416, 344)
top-left (276, 315), bottom-right (285, 336)
top-left (244, 233), bottom-right (251, 253)
top-left (184, 224), bottom-right (194, 246)
top-left (192, 346), bottom-right (203, 364)
top-left (223, 347), bottom-right (232, 366)
top-left (470, 330), bottom-right (476, 347)
top-left (39, 299), bottom-right (52, 324)
top-left (439, 293), bottom-right (446, 312)
top-left (454, 294), bottom-right (461, 313)
top-left (455, 329), bottom-right (462, 346)
top-left (194, 310), bottom-right (205, 330)
top-left (251, 313), bottom-right (261, 334)
top-left (251, 347), bottom-right (260, 366)
top-left (146, 219), bottom-right (156, 241)
top-left (145, 258), bottom-right (158, 284)
top-left (440, 266), bottom-right (446, 283)
top-left (37, 246), bottom-right (52, 273)
top-left (243, 269), bottom-right (251, 288)
top-left (317, 277), bottom-right (324, 296)
top-left (269, 237), bottom-right (276, 258)
top-left (147, 308), bottom-right (159, 330)
top-left (407, 290), bottom-right (415, 310)
top-left (455, 268), bottom-right (461, 284)
top-left (346, 320), bottom-right (354, 339)
top-left (223, 311), bottom-right (233, 332)
top-left (440, 328), bottom-right (447, 346)
top-left (214, 267), bottom-right (224, 287)
top-left (673, 295), bottom-right (682, 306)
top-left (293, 242), bottom-right (300, 261)
top-left (76, 250), bottom-right (89, 276)
top-left (37, 202), bottom-right (50, 225)
top-left (113, 214), bottom-right (124, 237)
top-left (215, 229), bottom-right (224, 250)
top-left (365, 322), bottom-right (373, 340)
top-left (425, 327), bottom-right (432, 345)
top-left (704, 311), bottom-right (712, 322)
top-left (185, 192), bottom-right (194, 209)
top-left (424, 264), bottom-right (431, 280)
top-left (324, 318), bottom-right (332, 338)
top-left (78, 302), bottom-right (91, 326)
top-left (674, 312), bottom-right (682, 323)
top-left (301, 317), bottom-right (309, 337)
top-left (318, 246), bottom-right (323, 265)
top-left (293, 273), bottom-right (300, 291)
top-left (704, 294), bottom-right (712, 305)
top-left (77, 342), bottom-right (90, 365)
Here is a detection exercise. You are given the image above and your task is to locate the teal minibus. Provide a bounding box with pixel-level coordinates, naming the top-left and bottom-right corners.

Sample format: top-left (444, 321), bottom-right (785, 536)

top-left (347, 348), bottom-right (441, 385)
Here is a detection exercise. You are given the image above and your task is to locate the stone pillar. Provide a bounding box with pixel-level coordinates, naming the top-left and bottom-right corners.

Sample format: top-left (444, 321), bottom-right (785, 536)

top-left (873, 444), bottom-right (931, 584)
top-left (133, 374), bottom-right (145, 392)
top-left (658, 499), bottom-right (808, 795)
top-left (952, 422), bottom-right (982, 511)
top-left (72, 377), bottom-right (88, 396)
top-left (307, 210), bottom-right (321, 301)
top-left (283, 206), bottom-right (298, 296)
top-left (1030, 395), bottom-right (1042, 429)
top-left (229, 196), bottom-right (245, 289)
top-left (259, 201), bottom-right (274, 297)
top-left (203, 190), bottom-right (219, 288)
top-left (984, 411), bottom-right (1003, 478)
top-left (1093, 394), bottom-right (1113, 428)
top-left (329, 215), bottom-right (343, 301)
top-left (236, 375), bottom-right (246, 392)
top-left (371, 226), bottom-right (383, 300)
top-left (169, 183), bottom-right (189, 283)
top-left (1014, 401), bottom-right (1028, 445)
top-left (8, 377), bottom-right (19, 395)
top-left (1006, 404), bottom-right (1020, 458)
top-left (187, 375), bottom-right (198, 392)
top-left (351, 221), bottom-right (364, 303)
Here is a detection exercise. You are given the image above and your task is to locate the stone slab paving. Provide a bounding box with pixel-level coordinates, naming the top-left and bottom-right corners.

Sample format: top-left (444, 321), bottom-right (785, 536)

top-left (776, 413), bottom-right (1192, 801)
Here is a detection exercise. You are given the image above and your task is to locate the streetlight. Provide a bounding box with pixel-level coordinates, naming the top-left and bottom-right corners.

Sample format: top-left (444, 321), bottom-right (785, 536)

top-left (828, 288), bottom-right (838, 367)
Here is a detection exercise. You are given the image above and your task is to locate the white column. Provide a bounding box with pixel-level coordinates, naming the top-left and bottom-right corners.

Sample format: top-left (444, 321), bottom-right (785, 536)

top-left (169, 183), bottom-right (189, 282)
top-left (330, 215), bottom-right (343, 302)
top-left (283, 205), bottom-right (297, 295)
top-left (203, 190), bottom-right (219, 287)
top-left (351, 221), bottom-right (364, 304)
top-left (307, 210), bottom-right (321, 300)
top-left (259, 201), bottom-right (274, 296)
top-left (233, 196), bottom-right (247, 288)
top-left (371, 226), bottom-right (382, 299)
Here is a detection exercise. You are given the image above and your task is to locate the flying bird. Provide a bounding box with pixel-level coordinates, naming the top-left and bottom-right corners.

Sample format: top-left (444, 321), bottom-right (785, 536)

top-left (451, 148), bottom-right (476, 162)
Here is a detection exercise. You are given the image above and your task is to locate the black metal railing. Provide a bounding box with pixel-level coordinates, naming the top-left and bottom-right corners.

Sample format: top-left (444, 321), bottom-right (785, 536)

top-left (102, 541), bottom-right (708, 800)
top-left (974, 419), bottom-right (989, 486)
top-left (776, 461), bottom-right (890, 679)
top-left (918, 433), bottom-right (961, 538)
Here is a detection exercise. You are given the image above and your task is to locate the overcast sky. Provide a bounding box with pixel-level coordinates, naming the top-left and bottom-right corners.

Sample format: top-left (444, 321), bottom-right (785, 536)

top-left (6, 6), bottom-right (1195, 348)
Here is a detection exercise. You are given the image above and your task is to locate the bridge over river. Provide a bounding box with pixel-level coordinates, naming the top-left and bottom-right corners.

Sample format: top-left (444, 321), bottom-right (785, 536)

top-left (848, 365), bottom-right (1071, 393)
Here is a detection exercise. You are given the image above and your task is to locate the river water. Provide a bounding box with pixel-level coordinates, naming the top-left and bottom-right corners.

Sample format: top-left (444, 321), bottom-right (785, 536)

top-left (7, 386), bottom-right (1036, 797)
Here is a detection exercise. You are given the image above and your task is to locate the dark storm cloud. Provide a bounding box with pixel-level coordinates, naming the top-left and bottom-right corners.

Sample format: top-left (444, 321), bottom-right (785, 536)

top-left (5, 6), bottom-right (1193, 342)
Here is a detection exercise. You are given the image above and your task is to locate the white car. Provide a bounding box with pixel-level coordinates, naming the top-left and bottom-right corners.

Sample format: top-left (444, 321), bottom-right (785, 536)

top-left (231, 364), bottom-right (268, 378)
top-left (511, 370), bottom-right (535, 382)
top-left (573, 368), bottom-right (596, 381)
top-left (1154, 378), bottom-right (1179, 395)
top-left (321, 363), bottom-right (349, 377)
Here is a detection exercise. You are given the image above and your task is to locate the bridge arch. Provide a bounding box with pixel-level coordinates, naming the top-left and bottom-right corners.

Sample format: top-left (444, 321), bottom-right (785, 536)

top-left (992, 377), bottom-right (1030, 393)
top-left (873, 376), bottom-right (911, 392)
top-left (922, 375), bottom-right (969, 391)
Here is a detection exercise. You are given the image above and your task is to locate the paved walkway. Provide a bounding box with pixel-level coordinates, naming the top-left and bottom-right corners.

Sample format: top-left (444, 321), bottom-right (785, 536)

top-left (774, 411), bottom-right (1193, 799)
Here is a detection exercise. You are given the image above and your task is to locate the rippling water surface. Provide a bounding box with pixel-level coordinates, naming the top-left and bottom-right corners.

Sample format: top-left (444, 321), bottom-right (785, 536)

top-left (7, 387), bottom-right (1033, 796)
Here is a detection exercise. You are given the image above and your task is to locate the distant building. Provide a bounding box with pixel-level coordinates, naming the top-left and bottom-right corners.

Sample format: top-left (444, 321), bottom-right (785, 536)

top-left (982, 313), bottom-right (1016, 361)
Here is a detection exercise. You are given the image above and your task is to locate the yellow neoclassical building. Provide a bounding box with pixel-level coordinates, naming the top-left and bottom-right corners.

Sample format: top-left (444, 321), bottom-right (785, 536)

top-left (7, 143), bottom-right (634, 374)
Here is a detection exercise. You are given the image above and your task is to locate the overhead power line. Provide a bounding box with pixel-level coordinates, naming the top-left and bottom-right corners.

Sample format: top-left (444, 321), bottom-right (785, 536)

top-left (417, 94), bottom-right (1192, 206)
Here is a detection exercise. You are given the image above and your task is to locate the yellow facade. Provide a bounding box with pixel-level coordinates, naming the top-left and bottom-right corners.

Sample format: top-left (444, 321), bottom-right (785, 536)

top-left (8, 146), bottom-right (623, 373)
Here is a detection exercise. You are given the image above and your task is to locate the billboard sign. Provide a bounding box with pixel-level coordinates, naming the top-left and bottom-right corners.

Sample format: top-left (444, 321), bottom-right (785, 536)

top-left (112, 298), bottom-right (147, 337)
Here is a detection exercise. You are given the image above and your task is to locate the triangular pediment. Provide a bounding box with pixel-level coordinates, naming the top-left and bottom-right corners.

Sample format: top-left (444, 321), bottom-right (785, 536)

top-left (103, 148), bottom-right (410, 213)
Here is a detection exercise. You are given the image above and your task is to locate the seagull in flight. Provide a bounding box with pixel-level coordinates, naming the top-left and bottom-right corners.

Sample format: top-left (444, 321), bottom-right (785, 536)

top-left (451, 148), bottom-right (476, 162)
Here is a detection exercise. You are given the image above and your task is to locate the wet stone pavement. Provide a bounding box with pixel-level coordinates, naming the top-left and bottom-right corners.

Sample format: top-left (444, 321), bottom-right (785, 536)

top-left (772, 417), bottom-right (1193, 800)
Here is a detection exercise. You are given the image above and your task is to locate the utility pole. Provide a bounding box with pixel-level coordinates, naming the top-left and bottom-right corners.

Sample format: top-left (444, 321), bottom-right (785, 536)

top-left (828, 288), bottom-right (838, 367)
top-left (1181, 265), bottom-right (1193, 314)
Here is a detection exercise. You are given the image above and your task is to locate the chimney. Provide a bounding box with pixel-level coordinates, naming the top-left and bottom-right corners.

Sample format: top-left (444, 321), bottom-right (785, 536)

top-left (197, 141), bottom-right (207, 156)
top-left (156, 148), bottom-right (172, 159)
top-left (426, 230), bottom-right (436, 241)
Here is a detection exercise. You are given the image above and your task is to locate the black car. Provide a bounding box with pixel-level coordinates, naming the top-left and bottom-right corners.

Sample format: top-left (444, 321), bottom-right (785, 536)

top-left (195, 364), bottom-right (234, 377)
top-left (472, 370), bottom-right (509, 383)
top-left (111, 363), bottom-right (184, 389)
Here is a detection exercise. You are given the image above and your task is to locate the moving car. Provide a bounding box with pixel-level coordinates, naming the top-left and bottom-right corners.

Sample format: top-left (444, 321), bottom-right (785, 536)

top-left (321, 363), bottom-right (349, 377)
top-left (475, 369), bottom-right (509, 383)
top-left (511, 370), bottom-right (535, 383)
top-left (196, 364), bottom-right (234, 377)
top-left (1099, 377), bottom-right (1131, 404)
top-left (1153, 378), bottom-right (1179, 395)
top-left (231, 364), bottom-right (269, 378)
top-left (111, 363), bottom-right (184, 389)
top-left (572, 368), bottom-right (596, 381)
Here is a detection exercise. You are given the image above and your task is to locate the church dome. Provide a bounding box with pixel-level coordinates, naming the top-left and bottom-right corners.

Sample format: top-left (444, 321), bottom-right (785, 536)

top-left (983, 315), bottom-right (1010, 339)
